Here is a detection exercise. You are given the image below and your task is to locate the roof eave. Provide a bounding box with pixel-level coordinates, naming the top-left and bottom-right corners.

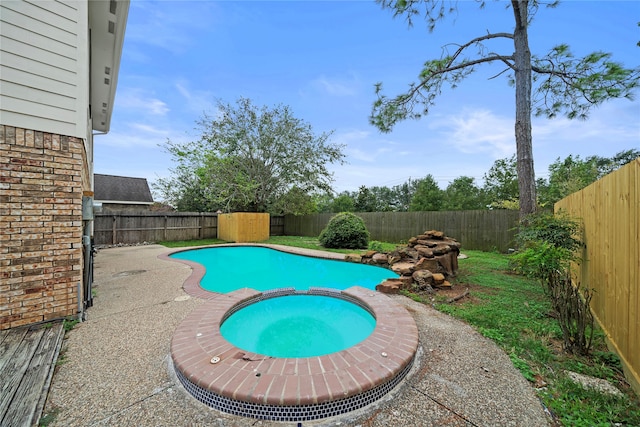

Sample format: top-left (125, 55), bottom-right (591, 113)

top-left (89, 0), bottom-right (130, 133)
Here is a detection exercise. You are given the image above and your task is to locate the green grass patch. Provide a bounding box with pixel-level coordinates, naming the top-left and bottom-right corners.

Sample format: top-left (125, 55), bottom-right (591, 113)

top-left (63, 318), bottom-right (79, 332)
top-left (158, 238), bottom-right (226, 248)
top-left (439, 250), bottom-right (639, 426)
top-left (38, 408), bottom-right (59, 427)
top-left (157, 235), bottom-right (391, 256)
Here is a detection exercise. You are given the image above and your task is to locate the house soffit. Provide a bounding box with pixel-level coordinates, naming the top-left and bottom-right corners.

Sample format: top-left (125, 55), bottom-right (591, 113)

top-left (88, 0), bottom-right (129, 133)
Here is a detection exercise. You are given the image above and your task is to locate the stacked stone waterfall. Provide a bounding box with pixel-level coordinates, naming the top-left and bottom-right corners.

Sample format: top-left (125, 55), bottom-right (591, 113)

top-left (359, 230), bottom-right (461, 294)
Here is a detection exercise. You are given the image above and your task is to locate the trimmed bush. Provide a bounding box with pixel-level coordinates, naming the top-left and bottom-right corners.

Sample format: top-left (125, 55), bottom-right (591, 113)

top-left (319, 212), bottom-right (370, 249)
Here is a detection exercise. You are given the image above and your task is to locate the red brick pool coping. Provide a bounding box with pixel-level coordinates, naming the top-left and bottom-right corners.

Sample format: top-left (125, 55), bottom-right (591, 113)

top-left (160, 244), bottom-right (419, 411)
top-left (170, 286), bottom-right (418, 407)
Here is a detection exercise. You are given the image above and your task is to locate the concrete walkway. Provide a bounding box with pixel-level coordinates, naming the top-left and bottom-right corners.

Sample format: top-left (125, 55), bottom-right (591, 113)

top-left (43, 244), bottom-right (550, 426)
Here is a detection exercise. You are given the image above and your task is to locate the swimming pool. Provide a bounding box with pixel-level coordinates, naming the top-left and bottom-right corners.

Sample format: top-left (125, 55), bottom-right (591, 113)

top-left (166, 245), bottom-right (417, 422)
top-left (220, 293), bottom-right (376, 358)
top-left (169, 245), bottom-right (398, 293)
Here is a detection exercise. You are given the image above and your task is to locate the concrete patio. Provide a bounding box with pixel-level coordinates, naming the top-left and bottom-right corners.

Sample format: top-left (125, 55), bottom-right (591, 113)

top-left (42, 244), bottom-right (550, 426)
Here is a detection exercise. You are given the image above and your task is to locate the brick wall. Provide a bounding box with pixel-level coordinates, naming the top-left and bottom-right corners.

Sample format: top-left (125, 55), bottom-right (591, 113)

top-left (1, 125), bottom-right (86, 329)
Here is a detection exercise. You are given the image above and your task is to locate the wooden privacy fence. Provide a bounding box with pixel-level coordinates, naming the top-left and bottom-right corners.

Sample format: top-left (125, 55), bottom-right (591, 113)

top-left (94, 210), bottom-right (517, 251)
top-left (94, 212), bottom-right (218, 245)
top-left (555, 158), bottom-right (639, 394)
top-left (284, 210), bottom-right (520, 252)
top-left (93, 213), bottom-right (285, 245)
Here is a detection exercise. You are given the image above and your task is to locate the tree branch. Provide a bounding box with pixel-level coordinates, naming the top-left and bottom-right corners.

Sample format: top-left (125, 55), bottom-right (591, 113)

top-left (445, 32), bottom-right (514, 64)
top-left (402, 54), bottom-right (515, 103)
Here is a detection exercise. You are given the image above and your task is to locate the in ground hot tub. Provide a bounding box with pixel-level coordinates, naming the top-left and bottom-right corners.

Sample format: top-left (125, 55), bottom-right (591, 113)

top-left (220, 293), bottom-right (376, 358)
top-left (171, 287), bottom-right (418, 422)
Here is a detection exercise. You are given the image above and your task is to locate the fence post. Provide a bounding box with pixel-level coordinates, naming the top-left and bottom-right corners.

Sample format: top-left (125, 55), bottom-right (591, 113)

top-left (163, 215), bottom-right (168, 241)
top-left (200, 213), bottom-right (205, 239)
top-left (112, 215), bottom-right (117, 245)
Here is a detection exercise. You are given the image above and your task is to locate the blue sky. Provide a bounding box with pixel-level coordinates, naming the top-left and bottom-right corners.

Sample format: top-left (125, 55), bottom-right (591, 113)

top-left (96, 0), bottom-right (640, 199)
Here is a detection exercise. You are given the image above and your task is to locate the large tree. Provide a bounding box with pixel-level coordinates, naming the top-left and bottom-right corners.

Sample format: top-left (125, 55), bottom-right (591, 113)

top-left (483, 155), bottom-right (520, 208)
top-left (443, 176), bottom-right (487, 210)
top-left (155, 98), bottom-right (345, 213)
top-left (538, 148), bottom-right (640, 206)
top-left (409, 174), bottom-right (444, 211)
top-left (371, 0), bottom-right (639, 218)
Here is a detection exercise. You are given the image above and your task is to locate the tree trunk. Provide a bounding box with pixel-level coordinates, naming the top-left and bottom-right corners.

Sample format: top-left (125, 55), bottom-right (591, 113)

top-left (512, 0), bottom-right (537, 219)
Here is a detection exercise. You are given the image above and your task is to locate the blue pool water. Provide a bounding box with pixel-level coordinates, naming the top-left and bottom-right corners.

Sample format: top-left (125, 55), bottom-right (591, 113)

top-left (170, 246), bottom-right (398, 293)
top-left (220, 295), bottom-right (375, 357)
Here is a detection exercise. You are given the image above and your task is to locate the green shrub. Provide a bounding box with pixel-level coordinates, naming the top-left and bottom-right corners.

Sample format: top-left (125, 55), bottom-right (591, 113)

top-left (368, 240), bottom-right (385, 252)
top-left (319, 212), bottom-right (370, 249)
top-left (510, 210), bottom-right (583, 282)
top-left (510, 240), bottom-right (574, 284)
top-left (516, 210), bottom-right (583, 253)
top-left (510, 210), bottom-right (594, 355)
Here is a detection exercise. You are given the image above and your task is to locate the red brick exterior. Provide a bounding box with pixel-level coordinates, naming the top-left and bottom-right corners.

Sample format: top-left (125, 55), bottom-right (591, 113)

top-left (1, 125), bottom-right (86, 329)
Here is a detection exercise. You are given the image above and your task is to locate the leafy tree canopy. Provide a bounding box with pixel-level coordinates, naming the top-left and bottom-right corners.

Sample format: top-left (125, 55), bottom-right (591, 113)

top-left (154, 98), bottom-right (345, 214)
top-left (331, 193), bottom-right (356, 213)
top-left (483, 155), bottom-right (520, 208)
top-left (409, 174), bottom-right (444, 211)
top-left (443, 176), bottom-right (488, 210)
top-left (538, 148), bottom-right (640, 206)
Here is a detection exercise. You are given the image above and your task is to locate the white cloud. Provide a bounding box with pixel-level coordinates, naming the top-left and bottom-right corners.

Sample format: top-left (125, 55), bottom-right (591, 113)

top-left (96, 121), bottom-right (191, 150)
top-left (311, 74), bottom-right (359, 96)
top-left (116, 89), bottom-right (169, 116)
top-left (129, 123), bottom-right (168, 136)
top-left (332, 129), bottom-right (399, 163)
top-left (95, 129), bottom-right (164, 149)
top-left (428, 109), bottom-right (515, 158)
top-left (532, 101), bottom-right (640, 144)
top-left (125, 2), bottom-right (218, 55)
top-left (175, 81), bottom-right (216, 115)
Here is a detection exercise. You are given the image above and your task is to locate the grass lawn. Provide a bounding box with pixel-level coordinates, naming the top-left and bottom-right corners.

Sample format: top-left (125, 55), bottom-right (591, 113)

top-left (158, 236), bottom-right (639, 426)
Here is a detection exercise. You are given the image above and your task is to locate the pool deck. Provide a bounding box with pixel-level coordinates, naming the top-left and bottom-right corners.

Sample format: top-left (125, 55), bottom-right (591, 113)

top-left (42, 244), bottom-right (551, 426)
top-left (170, 286), bottom-right (417, 415)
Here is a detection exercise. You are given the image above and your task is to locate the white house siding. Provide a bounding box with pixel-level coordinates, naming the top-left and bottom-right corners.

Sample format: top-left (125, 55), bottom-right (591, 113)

top-left (0, 0), bottom-right (89, 139)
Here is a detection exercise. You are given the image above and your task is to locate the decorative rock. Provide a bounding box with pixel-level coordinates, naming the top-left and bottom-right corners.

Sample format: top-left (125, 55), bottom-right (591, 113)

top-left (432, 273), bottom-right (445, 285)
top-left (376, 279), bottom-right (401, 294)
top-left (432, 243), bottom-right (452, 255)
top-left (387, 253), bottom-right (402, 265)
top-left (397, 275), bottom-right (414, 288)
top-left (416, 240), bottom-right (438, 248)
top-left (425, 230), bottom-right (445, 239)
top-left (435, 280), bottom-right (452, 289)
top-left (397, 247), bottom-right (419, 260)
top-left (564, 371), bottom-right (624, 397)
top-left (366, 229), bottom-right (460, 294)
top-left (413, 258), bottom-right (437, 272)
top-left (414, 245), bottom-right (434, 258)
top-left (415, 258), bottom-right (439, 273)
top-left (345, 254), bottom-right (362, 263)
top-left (412, 270), bottom-right (434, 292)
top-left (372, 253), bottom-right (389, 264)
top-left (437, 254), bottom-right (454, 276)
top-left (391, 261), bottom-right (415, 275)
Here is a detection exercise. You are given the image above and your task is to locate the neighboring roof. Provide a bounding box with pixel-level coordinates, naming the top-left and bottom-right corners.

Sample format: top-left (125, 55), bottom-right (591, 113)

top-left (94, 174), bottom-right (153, 204)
